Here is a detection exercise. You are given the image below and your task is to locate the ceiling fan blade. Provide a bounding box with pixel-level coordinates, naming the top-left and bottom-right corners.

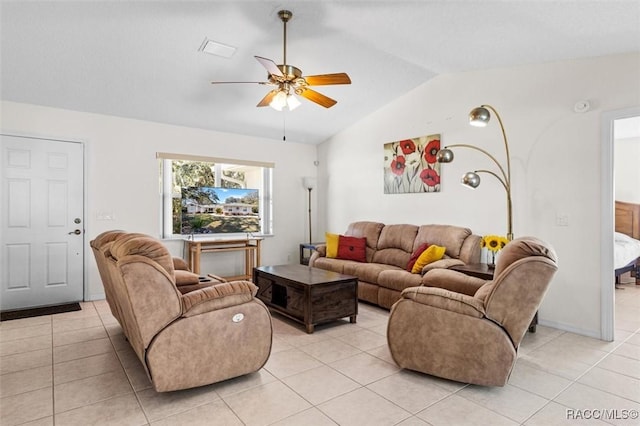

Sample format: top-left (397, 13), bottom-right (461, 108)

top-left (304, 73), bottom-right (351, 86)
top-left (255, 56), bottom-right (284, 77)
top-left (298, 88), bottom-right (337, 108)
top-left (256, 90), bottom-right (278, 107)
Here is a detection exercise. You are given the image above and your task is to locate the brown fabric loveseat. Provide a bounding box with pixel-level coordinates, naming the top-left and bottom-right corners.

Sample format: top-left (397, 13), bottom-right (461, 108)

top-left (91, 231), bottom-right (273, 392)
top-left (309, 222), bottom-right (482, 309)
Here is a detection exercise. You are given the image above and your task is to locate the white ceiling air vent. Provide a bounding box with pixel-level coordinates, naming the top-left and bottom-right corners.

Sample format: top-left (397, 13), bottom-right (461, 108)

top-left (199, 38), bottom-right (237, 58)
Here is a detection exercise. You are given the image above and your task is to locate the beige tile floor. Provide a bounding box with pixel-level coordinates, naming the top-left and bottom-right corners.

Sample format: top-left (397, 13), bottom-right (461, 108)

top-left (1, 280), bottom-right (639, 426)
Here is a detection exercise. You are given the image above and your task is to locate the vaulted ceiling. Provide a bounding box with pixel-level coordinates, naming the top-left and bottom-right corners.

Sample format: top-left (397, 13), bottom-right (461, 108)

top-left (2, 1), bottom-right (639, 144)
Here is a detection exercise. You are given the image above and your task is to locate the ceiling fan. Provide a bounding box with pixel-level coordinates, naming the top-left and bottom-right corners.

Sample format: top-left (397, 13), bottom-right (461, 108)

top-left (211, 9), bottom-right (351, 110)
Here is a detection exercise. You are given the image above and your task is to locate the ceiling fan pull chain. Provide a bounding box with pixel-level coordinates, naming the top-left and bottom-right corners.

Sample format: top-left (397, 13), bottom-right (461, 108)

top-left (282, 112), bottom-right (286, 141)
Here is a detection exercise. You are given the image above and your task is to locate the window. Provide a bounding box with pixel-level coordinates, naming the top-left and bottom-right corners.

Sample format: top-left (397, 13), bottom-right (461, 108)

top-left (158, 153), bottom-right (273, 238)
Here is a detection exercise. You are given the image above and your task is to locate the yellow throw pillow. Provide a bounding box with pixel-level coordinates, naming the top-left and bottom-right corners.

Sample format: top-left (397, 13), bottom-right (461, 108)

top-left (411, 245), bottom-right (446, 274)
top-left (325, 232), bottom-right (339, 258)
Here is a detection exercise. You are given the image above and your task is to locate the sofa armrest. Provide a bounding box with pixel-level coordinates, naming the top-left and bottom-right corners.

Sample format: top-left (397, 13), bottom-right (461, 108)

top-left (420, 258), bottom-right (464, 274)
top-left (400, 286), bottom-right (485, 318)
top-left (181, 280), bottom-right (258, 317)
top-left (175, 270), bottom-right (200, 286)
top-left (421, 268), bottom-right (488, 296)
top-left (309, 244), bottom-right (326, 266)
top-left (173, 257), bottom-right (191, 271)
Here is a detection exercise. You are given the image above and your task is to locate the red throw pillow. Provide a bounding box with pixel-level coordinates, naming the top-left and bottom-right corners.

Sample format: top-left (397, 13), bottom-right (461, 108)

top-left (337, 235), bottom-right (367, 262)
top-left (406, 243), bottom-right (430, 272)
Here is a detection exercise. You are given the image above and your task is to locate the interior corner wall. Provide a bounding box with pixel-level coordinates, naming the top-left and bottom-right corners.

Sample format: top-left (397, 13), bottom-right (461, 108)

top-left (0, 101), bottom-right (318, 301)
top-left (317, 53), bottom-right (640, 339)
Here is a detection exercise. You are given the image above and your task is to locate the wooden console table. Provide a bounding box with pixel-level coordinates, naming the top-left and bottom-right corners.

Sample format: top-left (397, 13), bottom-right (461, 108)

top-left (184, 238), bottom-right (262, 281)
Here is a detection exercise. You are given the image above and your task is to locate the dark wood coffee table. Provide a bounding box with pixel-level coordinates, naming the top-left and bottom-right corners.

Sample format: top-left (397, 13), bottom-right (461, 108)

top-left (253, 264), bottom-right (358, 333)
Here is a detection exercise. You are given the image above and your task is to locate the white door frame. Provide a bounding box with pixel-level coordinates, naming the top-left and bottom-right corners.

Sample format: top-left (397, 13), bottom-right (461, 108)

top-left (1, 132), bottom-right (88, 305)
top-left (600, 106), bottom-right (640, 341)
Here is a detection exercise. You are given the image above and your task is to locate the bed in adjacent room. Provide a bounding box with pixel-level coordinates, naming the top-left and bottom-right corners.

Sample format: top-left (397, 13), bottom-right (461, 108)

top-left (615, 200), bottom-right (640, 286)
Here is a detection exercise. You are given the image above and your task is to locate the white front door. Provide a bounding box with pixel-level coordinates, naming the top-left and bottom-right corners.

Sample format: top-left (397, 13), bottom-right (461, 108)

top-left (1, 135), bottom-right (84, 311)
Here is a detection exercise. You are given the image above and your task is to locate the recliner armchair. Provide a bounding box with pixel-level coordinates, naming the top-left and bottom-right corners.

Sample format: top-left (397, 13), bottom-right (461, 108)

top-left (90, 232), bottom-right (273, 392)
top-left (387, 236), bottom-right (557, 386)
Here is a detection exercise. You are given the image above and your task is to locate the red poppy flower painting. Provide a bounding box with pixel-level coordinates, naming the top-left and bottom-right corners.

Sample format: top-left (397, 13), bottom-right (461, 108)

top-left (384, 134), bottom-right (441, 194)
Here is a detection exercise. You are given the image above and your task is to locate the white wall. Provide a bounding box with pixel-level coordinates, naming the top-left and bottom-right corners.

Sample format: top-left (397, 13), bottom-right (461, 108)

top-left (317, 53), bottom-right (640, 338)
top-left (0, 101), bottom-right (318, 300)
top-left (615, 136), bottom-right (640, 203)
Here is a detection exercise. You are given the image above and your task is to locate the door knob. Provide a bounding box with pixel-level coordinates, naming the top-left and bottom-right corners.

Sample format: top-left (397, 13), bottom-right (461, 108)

top-left (68, 229), bottom-right (82, 235)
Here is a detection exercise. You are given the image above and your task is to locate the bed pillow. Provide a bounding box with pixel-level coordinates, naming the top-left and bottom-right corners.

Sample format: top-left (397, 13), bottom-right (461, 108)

top-left (411, 245), bottom-right (446, 274)
top-left (406, 243), bottom-right (430, 272)
top-left (325, 232), bottom-right (340, 258)
top-left (337, 235), bottom-right (367, 262)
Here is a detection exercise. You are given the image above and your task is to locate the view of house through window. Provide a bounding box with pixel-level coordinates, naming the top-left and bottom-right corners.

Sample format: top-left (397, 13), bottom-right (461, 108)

top-left (158, 153), bottom-right (273, 238)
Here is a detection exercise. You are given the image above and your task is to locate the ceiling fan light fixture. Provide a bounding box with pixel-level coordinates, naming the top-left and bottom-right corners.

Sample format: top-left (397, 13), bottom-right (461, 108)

top-left (269, 89), bottom-right (301, 111)
top-left (269, 91), bottom-right (288, 111)
top-left (287, 94), bottom-right (301, 110)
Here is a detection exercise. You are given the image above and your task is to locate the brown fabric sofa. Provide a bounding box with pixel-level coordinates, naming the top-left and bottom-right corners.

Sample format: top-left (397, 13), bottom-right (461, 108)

top-left (387, 236), bottom-right (558, 386)
top-left (90, 231), bottom-right (273, 392)
top-left (309, 222), bottom-right (482, 309)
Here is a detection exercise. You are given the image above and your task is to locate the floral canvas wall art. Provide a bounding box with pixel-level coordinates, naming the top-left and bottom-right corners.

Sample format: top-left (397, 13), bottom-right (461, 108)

top-left (384, 134), bottom-right (441, 194)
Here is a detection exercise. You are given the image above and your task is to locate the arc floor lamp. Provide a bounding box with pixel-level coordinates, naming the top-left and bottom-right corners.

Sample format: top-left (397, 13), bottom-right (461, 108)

top-left (436, 105), bottom-right (514, 241)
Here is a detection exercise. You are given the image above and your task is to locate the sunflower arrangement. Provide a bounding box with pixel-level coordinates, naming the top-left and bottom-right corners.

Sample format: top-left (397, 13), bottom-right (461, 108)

top-left (481, 235), bottom-right (509, 252)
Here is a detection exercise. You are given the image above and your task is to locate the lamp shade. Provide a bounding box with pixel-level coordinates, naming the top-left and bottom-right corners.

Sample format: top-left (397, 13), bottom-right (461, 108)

top-left (436, 148), bottom-right (454, 163)
top-left (469, 106), bottom-right (491, 127)
top-left (287, 95), bottom-right (301, 110)
top-left (270, 91), bottom-right (288, 111)
top-left (270, 90), bottom-right (301, 111)
top-left (461, 172), bottom-right (481, 188)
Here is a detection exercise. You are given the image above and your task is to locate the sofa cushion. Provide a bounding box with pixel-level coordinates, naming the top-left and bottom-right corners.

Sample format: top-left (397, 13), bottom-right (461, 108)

top-left (406, 243), bottom-right (430, 272)
top-left (378, 269), bottom-right (423, 292)
top-left (372, 224), bottom-right (418, 268)
top-left (414, 225), bottom-right (472, 259)
top-left (326, 232), bottom-right (340, 258)
top-left (337, 236), bottom-right (367, 262)
top-left (377, 224), bottom-right (418, 252)
top-left (411, 245), bottom-right (446, 274)
top-left (313, 257), bottom-right (355, 274)
top-left (345, 262), bottom-right (401, 284)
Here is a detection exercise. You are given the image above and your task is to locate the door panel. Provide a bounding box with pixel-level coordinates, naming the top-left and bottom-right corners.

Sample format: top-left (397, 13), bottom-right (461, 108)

top-left (1, 135), bottom-right (84, 310)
